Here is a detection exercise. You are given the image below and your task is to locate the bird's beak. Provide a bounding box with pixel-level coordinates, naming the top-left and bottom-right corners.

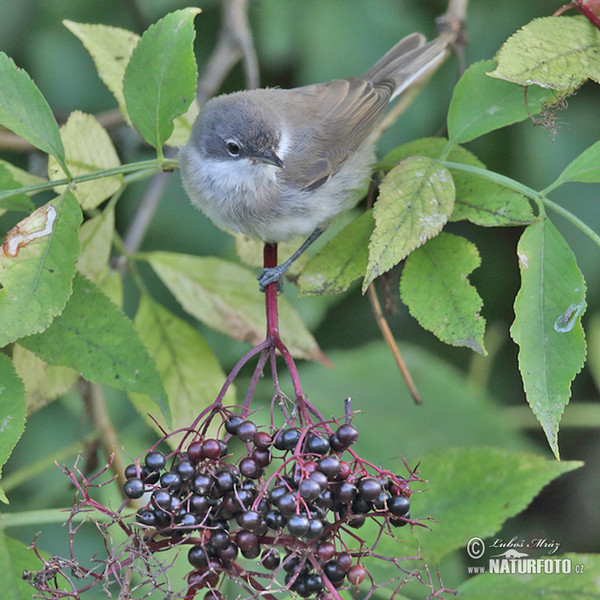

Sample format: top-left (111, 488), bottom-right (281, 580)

top-left (256, 148), bottom-right (284, 168)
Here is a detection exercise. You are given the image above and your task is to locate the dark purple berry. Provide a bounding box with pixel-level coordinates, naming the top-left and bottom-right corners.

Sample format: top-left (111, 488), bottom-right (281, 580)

top-left (277, 492), bottom-right (298, 515)
top-left (329, 433), bottom-right (346, 452)
top-left (374, 491), bottom-right (391, 510)
top-left (337, 481), bottom-right (357, 503)
top-left (187, 441), bottom-right (203, 463)
top-left (260, 548), bottom-right (281, 570)
top-left (188, 545), bottom-right (209, 568)
top-left (298, 478), bottom-right (321, 502)
top-left (388, 495), bottom-right (410, 517)
top-left (176, 459), bottom-right (196, 481)
top-left (193, 472), bottom-right (214, 495)
top-left (265, 510), bottom-right (286, 530)
top-left (177, 512), bottom-right (197, 527)
top-left (152, 489), bottom-right (172, 510)
top-left (201, 439), bottom-right (222, 460)
top-left (190, 494), bottom-right (210, 514)
top-left (160, 471), bottom-right (182, 491)
top-left (217, 542), bottom-right (238, 562)
top-left (352, 495), bottom-right (372, 514)
top-left (237, 420), bottom-right (257, 442)
top-left (124, 464), bottom-right (139, 479)
top-left (234, 530), bottom-right (258, 551)
top-left (309, 471), bottom-right (329, 491)
top-left (136, 509), bottom-right (156, 526)
top-left (214, 468), bottom-right (236, 493)
top-left (323, 560), bottom-right (345, 583)
top-left (317, 541), bottom-right (335, 562)
top-left (210, 529), bottom-right (230, 550)
top-left (253, 431), bottom-right (272, 449)
top-left (236, 509), bottom-right (262, 531)
top-left (251, 448), bottom-right (272, 468)
top-left (305, 433), bottom-right (330, 455)
top-left (318, 456), bottom-right (341, 480)
top-left (358, 477), bottom-right (382, 501)
top-left (336, 552), bottom-right (352, 573)
top-left (239, 457), bottom-right (262, 479)
top-left (305, 574), bottom-right (323, 594)
top-left (336, 423), bottom-right (359, 447)
top-left (225, 415), bottom-right (244, 434)
top-left (269, 485), bottom-right (288, 504)
top-left (305, 518), bottom-right (325, 539)
top-left (287, 514), bottom-right (310, 536)
top-left (123, 477), bottom-right (144, 499)
top-left (145, 451), bottom-right (166, 472)
top-left (275, 428), bottom-right (301, 451)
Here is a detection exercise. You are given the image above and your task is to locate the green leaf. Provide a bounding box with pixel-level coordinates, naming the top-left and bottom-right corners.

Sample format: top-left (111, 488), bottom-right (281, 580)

top-left (47, 111), bottom-right (122, 210)
top-left (63, 20), bottom-right (139, 120)
top-left (551, 140), bottom-right (600, 187)
top-left (0, 164), bottom-right (34, 214)
top-left (364, 156), bottom-right (455, 290)
top-left (123, 8), bottom-right (200, 149)
top-left (400, 232), bottom-right (486, 353)
top-left (0, 534), bottom-right (48, 600)
top-left (131, 295), bottom-right (233, 447)
top-left (0, 353), bottom-right (26, 504)
top-left (0, 192), bottom-right (82, 347)
top-left (489, 16), bottom-right (600, 91)
top-left (448, 60), bottom-right (555, 144)
top-left (588, 314), bottom-right (600, 393)
top-left (0, 53), bottom-right (67, 173)
top-left (458, 553), bottom-right (600, 598)
top-left (76, 206), bottom-right (115, 281)
top-left (413, 447), bottom-right (582, 564)
top-left (147, 252), bottom-right (324, 362)
top-left (298, 211), bottom-right (373, 295)
top-left (510, 220), bottom-right (586, 458)
top-left (382, 138), bottom-right (535, 227)
top-left (12, 344), bottom-right (78, 414)
top-left (19, 273), bottom-right (169, 422)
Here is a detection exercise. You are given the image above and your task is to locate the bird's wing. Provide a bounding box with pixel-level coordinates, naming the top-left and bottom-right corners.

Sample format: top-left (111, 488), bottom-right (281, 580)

top-left (286, 77), bottom-right (393, 192)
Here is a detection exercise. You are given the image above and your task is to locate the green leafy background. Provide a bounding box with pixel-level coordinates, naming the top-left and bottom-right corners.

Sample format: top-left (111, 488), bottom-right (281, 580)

top-left (0, 2), bottom-right (598, 600)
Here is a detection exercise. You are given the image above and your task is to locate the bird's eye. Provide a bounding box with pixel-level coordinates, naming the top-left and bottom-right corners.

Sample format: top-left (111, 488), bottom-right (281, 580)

top-left (226, 140), bottom-right (241, 156)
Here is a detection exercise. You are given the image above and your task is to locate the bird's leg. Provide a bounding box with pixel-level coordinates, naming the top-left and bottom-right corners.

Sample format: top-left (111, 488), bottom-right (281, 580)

top-left (258, 228), bottom-right (324, 291)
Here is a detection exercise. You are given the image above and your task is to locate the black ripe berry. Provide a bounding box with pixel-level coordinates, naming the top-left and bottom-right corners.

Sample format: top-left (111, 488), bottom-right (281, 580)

top-left (237, 420), bottom-right (258, 442)
top-left (187, 441), bottom-right (203, 463)
top-left (239, 456), bottom-right (262, 479)
top-left (317, 455), bottom-right (341, 480)
top-left (265, 510), bottom-right (286, 530)
top-left (124, 464), bottom-right (139, 479)
top-left (275, 427), bottom-right (301, 450)
top-left (201, 438), bottom-right (222, 460)
top-left (225, 414), bottom-right (244, 434)
top-left (388, 495), bottom-right (410, 517)
top-left (287, 513), bottom-right (310, 537)
top-left (176, 459), bottom-right (196, 481)
top-left (145, 451), bottom-right (166, 472)
top-left (188, 545), bottom-right (209, 568)
top-left (306, 518), bottom-right (325, 539)
top-left (298, 478), bottom-right (321, 502)
top-left (123, 477), bottom-right (144, 499)
top-left (323, 560), bottom-right (345, 583)
top-left (336, 423), bottom-right (359, 447)
top-left (136, 509), bottom-right (156, 526)
top-left (305, 433), bottom-right (330, 455)
top-left (358, 477), bottom-right (382, 501)
top-left (160, 471), bottom-right (182, 491)
top-left (152, 489), bottom-right (172, 510)
top-left (260, 548), bottom-right (281, 570)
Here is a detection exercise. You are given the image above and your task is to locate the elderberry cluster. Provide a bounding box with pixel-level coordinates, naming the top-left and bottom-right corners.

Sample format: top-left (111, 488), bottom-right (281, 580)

top-left (122, 415), bottom-right (412, 598)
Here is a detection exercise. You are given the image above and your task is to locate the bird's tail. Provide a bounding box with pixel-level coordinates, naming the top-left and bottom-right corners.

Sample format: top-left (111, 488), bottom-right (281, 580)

top-left (364, 33), bottom-right (448, 100)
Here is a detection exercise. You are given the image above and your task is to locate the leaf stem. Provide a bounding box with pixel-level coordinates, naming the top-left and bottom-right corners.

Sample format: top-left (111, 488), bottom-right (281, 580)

top-left (443, 160), bottom-right (600, 248)
top-left (0, 158), bottom-right (178, 202)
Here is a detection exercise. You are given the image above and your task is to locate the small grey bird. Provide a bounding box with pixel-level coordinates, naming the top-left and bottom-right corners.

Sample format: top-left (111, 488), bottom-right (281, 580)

top-left (180, 33), bottom-right (447, 288)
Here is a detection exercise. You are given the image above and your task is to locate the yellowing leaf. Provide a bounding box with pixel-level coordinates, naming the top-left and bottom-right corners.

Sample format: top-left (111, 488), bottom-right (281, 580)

top-left (131, 296), bottom-right (233, 448)
top-left (12, 344), bottom-right (78, 414)
top-left (147, 252), bottom-right (324, 363)
top-left (364, 156), bottom-right (455, 290)
top-left (64, 20), bottom-right (139, 120)
top-left (48, 111), bottom-right (122, 210)
top-left (77, 207), bottom-right (114, 281)
top-left (489, 16), bottom-right (600, 91)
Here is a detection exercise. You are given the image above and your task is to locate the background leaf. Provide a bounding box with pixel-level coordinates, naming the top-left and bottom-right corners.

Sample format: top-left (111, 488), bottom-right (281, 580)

top-left (298, 211), bottom-right (373, 295)
top-left (412, 447), bottom-right (582, 564)
top-left (131, 295), bottom-right (234, 447)
top-left (0, 534), bottom-right (46, 600)
top-left (489, 16), bottom-right (600, 91)
top-left (400, 232), bottom-right (486, 353)
top-left (458, 553), bottom-right (600, 598)
top-left (147, 252), bottom-right (324, 362)
top-left (0, 53), bottom-right (66, 173)
top-left (0, 165), bottom-right (34, 215)
top-left (123, 8), bottom-right (200, 149)
top-left (76, 206), bottom-right (115, 282)
top-left (382, 138), bottom-right (535, 227)
top-left (0, 353), bottom-right (26, 504)
top-left (47, 111), bottom-right (122, 209)
top-left (365, 156), bottom-right (455, 290)
top-left (447, 60), bottom-right (555, 144)
top-left (551, 140), bottom-right (600, 186)
top-left (510, 220), bottom-right (586, 458)
top-left (0, 192), bottom-right (82, 347)
top-left (18, 274), bottom-right (169, 422)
